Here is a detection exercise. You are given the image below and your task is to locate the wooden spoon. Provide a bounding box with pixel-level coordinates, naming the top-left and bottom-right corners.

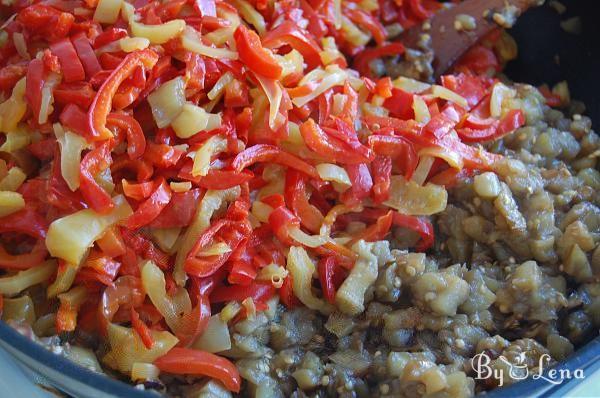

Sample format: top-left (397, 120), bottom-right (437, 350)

top-left (399, 0), bottom-right (542, 79)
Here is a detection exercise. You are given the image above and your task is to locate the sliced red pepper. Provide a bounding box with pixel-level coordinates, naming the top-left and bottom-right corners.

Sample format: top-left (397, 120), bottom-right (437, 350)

top-left (371, 156), bottom-right (392, 203)
top-left (122, 180), bottom-right (155, 201)
top-left (93, 27), bottom-right (128, 49)
top-left (54, 81), bottom-right (96, 109)
top-left (131, 307), bottom-right (154, 349)
top-left (392, 212), bottom-right (434, 251)
top-left (299, 119), bottom-right (373, 164)
top-left (107, 113), bottom-right (146, 159)
top-left (346, 8), bottom-right (387, 45)
top-left (176, 276), bottom-right (212, 347)
top-left (441, 73), bottom-right (491, 110)
top-left (317, 256), bottom-right (346, 304)
top-left (353, 42), bottom-right (405, 78)
top-left (88, 49), bottom-right (159, 140)
top-left (60, 103), bottom-right (94, 138)
top-left (121, 228), bottom-right (171, 270)
top-left (262, 21), bottom-right (322, 69)
top-left (17, 4), bottom-right (74, 42)
top-left (279, 274), bottom-right (301, 308)
top-left (126, 179), bottom-right (172, 230)
top-left (383, 88), bottom-right (414, 120)
top-left (268, 206), bottom-right (300, 245)
top-left (71, 32), bottom-right (102, 79)
top-left (79, 141), bottom-right (114, 213)
top-left (0, 64), bottom-right (27, 92)
top-left (149, 189), bottom-right (201, 228)
top-left (0, 207), bottom-right (48, 239)
top-left (154, 348), bottom-right (241, 392)
top-left (143, 143), bottom-right (185, 168)
top-left (0, 241), bottom-right (48, 270)
top-left (233, 144), bottom-right (319, 179)
top-left (210, 281), bottom-right (275, 304)
top-left (96, 227), bottom-right (127, 258)
top-left (228, 261), bottom-right (257, 286)
top-left (25, 58), bottom-right (45, 124)
top-left (234, 25), bottom-right (282, 79)
top-left (341, 163), bottom-right (373, 205)
top-left (453, 45), bottom-right (500, 76)
top-left (284, 170), bottom-right (323, 234)
top-left (50, 37), bottom-right (85, 82)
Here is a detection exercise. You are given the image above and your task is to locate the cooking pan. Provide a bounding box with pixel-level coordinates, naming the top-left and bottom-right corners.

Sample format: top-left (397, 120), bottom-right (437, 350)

top-left (1, 1), bottom-right (599, 397)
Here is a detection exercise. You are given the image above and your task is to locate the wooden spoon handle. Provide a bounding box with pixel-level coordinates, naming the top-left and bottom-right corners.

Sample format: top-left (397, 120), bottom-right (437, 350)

top-left (400, 0), bottom-right (538, 79)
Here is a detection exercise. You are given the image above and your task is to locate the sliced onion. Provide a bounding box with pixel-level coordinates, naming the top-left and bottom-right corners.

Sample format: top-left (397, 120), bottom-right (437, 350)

top-left (151, 227), bottom-right (181, 253)
top-left (490, 82), bottom-right (517, 118)
top-left (141, 260), bottom-right (179, 330)
top-left (147, 77), bottom-right (186, 128)
top-left (286, 246), bottom-right (334, 314)
top-left (93, 0), bottom-right (123, 24)
top-left (39, 72), bottom-right (61, 124)
top-left (392, 76), bottom-right (431, 93)
top-left (316, 163), bottom-right (352, 191)
top-left (131, 363), bottom-right (160, 382)
top-left (12, 32), bottom-right (29, 60)
top-left (119, 37), bottom-right (150, 52)
top-left (431, 85), bottom-right (468, 109)
top-left (0, 260), bottom-right (57, 296)
top-left (0, 191), bottom-right (25, 217)
top-left (54, 123), bottom-right (88, 191)
top-left (383, 175), bottom-right (447, 216)
top-left (0, 77), bottom-right (27, 133)
top-left (196, 242), bottom-right (231, 257)
top-left (251, 200), bottom-right (273, 223)
top-left (172, 103), bottom-right (222, 139)
top-left (257, 264), bottom-right (288, 289)
top-left (192, 314), bottom-right (231, 353)
top-left (208, 72), bottom-right (234, 101)
top-left (411, 156), bottom-right (435, 186)
top-left (241, 297), bottom-right (256, 320)
top-left (412, 95), bottom-right (431, 124)
top-left (229, 0), bottom-right (266, 35)
top-left (182, 27), bottom-right (238, 60)
top-left (191, 134), bottom-right (228, 177)
top-left (288, 226), bottom-right (327, 248)
top-left (292, 65), bottom-right (347, 107)
top-left (255, 73), bottom-right (283, 130)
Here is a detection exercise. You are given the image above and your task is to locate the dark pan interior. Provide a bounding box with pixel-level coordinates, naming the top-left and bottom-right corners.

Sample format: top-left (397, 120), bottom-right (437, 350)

top-left (506, 0), bottom-right (600, 126)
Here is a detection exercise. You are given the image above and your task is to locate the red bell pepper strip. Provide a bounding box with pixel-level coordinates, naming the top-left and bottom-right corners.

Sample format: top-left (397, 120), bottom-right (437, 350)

top-left (228, 261), bottom-right (257, 286)
top-left (392, 212), bottom-right (434, 251)
top-left (262, 21), bottom-right (322, 69)
top-left (457, 109), bottom-right (525, 143)
top-left (210, 281), bottom-right (275, 304)
top-left (60, 103), bottom-right (94, 139)
top-left (71, 32), bottom-right (102, 79)
top-left (383, 88), bottom-right (415, 120)
top-left (346, 8), bottom-right (387, 45)
top-left (96, 227), bottom-right (127, 258)
top-left (341, 163), bottom-right (373, 205)
top-left (98, 275), bottom-right (145, 335)
top-left (371, 156), bottom-right (392, 203)
top-left (353, 42), bottom-right (405, 78)
top-left (233, 144), bottom-right (319, 179)
top-left (154, 348), bottom-right (241, 392)
top-left (279, 274), bottom-right (301, 308)
top-left (178, 161), bottom-right (254, 189)
top-left (233, 25), bottom-right (282, 79)
top-left (106, 113), bottom-right (146, 159)
top-left (149, 189), bottom-right (201, 228)
top-left (54, 81), bottom-right (96, 108)
top-left (79, 141), bottom-right (115, 213)
top-left (88, 49), bottom-right (159, 140)
top-left (126, 179), bottom-right (172, 230)
top-left (121, 228), bottom-right (171, 270)
top-left (17, 4), bottom-right (74, 42)
top-left (143, 143), bottom-right (185, 168)
top-left (122, 180), bottom-right (155, 201)
top-left (299, 119), bottom-right (372, 165)
top-left (0, 207), bottom-right (48, 239)
top-left (0, 241), bottom-right (48, 270)
top-left (50, 37), bottom-right (85, 82)
top-left (284, 170), bottom-right (324, 234)
top-left (317, 256), bottom-right (346, 304)
top-left (130, 307), bottom-right (154, 349)
top-left (268, 206), bottom-right (300, 245)
top-left (25, 58), bottom-right (45, 124)
top-left (93, 27), bottom-right (128, 49)
top-left (441, 73), bottom-right (492, 110)
top-left (453, 45), bottom-right (500, 76)
top-left (0, 64), bottom-right (27, 92)
top-left (176, 276), bottom-right (212, 347)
